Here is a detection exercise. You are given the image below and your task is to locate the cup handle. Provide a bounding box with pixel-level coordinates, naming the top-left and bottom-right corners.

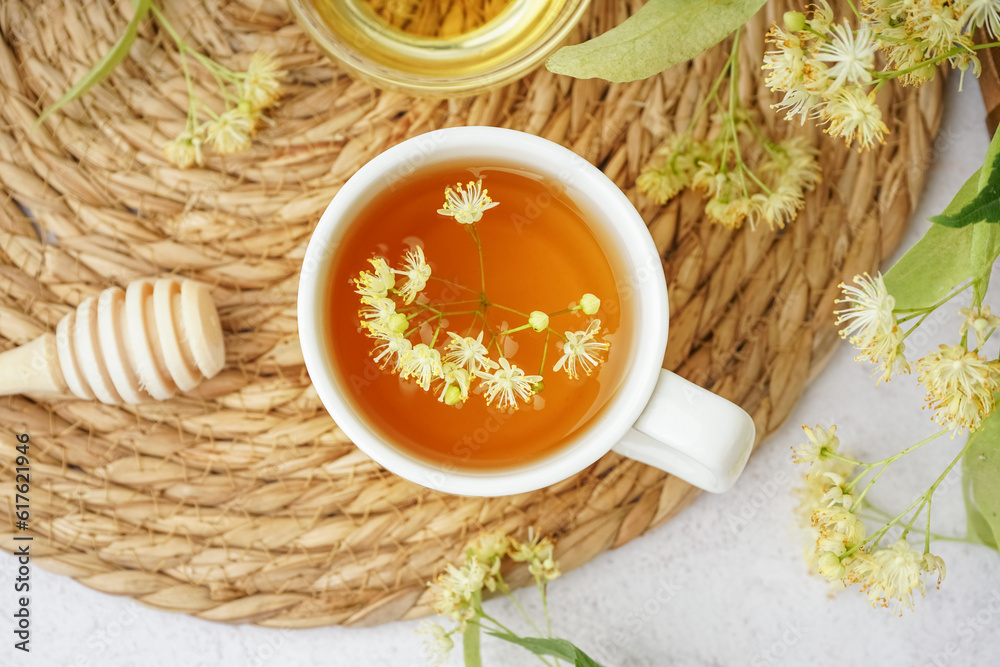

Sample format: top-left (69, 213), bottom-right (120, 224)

top-left (611, 369), bottom-right (755, 493)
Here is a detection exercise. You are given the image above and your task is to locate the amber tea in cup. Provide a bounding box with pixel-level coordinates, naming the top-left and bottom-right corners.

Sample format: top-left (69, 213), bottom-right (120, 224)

top-left (326, 164), bottom-right (630, 470)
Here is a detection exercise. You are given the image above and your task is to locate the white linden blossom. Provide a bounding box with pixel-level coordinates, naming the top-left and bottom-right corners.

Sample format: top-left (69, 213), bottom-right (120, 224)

top-left (371, 332), bottom-right (411, 372)
top-left (437, 180), bottom-right (499, 224)
top-left (416, 621), bottom-right (454, 667)
top-left (815, 22), bottom-right (877, 92)
top-left (444, 331), bottom-right (496, 374)
top-left (475, 357), bottom-right (541, 410)
top-left (467, 531), bottom-right (509, 565)
top-left (509, 532), bottom-right (561, 583)
top-left (359, 296), bottom-right (396, 328)
top-left (553, 319), bottom-right (610, 380)
top-left (205, 107), bottom-right (255, 154)
top-left (864, 539), bottom-right (927, 614)
top-left (763, 27), bottom-right (806, 91)
top-left (394, 246), bottom-right (432, 304)
top-left (835, 272), bottom-right (908, 382)
top-left (163, 130), bottom-right (204, 169)
top-left (430, 560), bottom-right (487, 627)
top-left (835, 272), bottom-right (895, 341)
top-left (916, 344), bottom-right (1000, 432)
top-left (399, 343), bottom-right (444, 391)
top-left (808, 0), bottom-right (834, 33)
top-left (355, 257), bottom-right (396, 298)
top-left (958, 305), bottom-right (1000, 350)
top-left (241, 52), bottom-right (284, 110)
top-left (437, 362), bottom-right (472, 405)
top-left (792, 424), bottom-right (840, 463)
top-left (822, 87), bottom-right (888, 149)
top-left (963, 0), bottom-right (1000, 38)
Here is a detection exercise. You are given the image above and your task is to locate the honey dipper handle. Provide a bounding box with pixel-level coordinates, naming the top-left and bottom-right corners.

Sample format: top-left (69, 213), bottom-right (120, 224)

top-left (0, 333), bottom-right (68, 397)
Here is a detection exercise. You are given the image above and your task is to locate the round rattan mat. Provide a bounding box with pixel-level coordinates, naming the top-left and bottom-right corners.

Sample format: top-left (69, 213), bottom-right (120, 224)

top-left (0, 0), bottom-right (943, 627)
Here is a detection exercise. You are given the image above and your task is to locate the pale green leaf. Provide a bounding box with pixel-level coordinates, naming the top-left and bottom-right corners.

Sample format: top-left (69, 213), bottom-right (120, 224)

top-left (545, 0), bottom-right (767, 82)
top-left (977, 126), bottom-right (1000, 189)
top-left (971, 224), bottom-right (1000, 306)
top-left (36, 0), bottom-right (152, 126)
top-left (486, 633), bottom-right (604, 667)
top-left (931, 126), bottom-right (1000, 228)
top-left (883, 166), bottom-right (986, 311)
top-left (883, 223), bottom-right (975, 311)
top-left (962, 407), bottom-right (1000, 550)
top-left (964, 472), bottom-right (998, 548)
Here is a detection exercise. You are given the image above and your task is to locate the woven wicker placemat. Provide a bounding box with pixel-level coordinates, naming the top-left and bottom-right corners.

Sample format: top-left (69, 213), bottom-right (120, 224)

top-left (0, 0), bottom-right (942, 627)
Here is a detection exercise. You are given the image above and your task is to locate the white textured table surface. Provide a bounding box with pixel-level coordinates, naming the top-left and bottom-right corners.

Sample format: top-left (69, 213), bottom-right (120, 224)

top-left (4, 76), bottom-right (1000, 667)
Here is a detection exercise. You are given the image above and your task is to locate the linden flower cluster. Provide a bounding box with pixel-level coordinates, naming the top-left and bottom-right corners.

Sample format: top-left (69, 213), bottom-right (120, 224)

top-left (765, 1), bottom-right (1000, 149)
top-left (422, 530), bottom-right (562, 666)
top-left (836, 274), bottom-right (1000, 433)
top-left (356, 181), bottom-right (611, 411)
top-left (638, 27), bottom-right (822, 232)
top-left (638, 131), bottom-right (821, 231)
top-left (163, 50), bottom-right (285, 168)
top-left (794, 425), bottom-right (947, 614)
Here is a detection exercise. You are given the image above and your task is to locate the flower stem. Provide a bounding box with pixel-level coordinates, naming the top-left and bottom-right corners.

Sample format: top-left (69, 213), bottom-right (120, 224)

top-left (540, 582), bottom-right (553, 638)
top-left (497, 576), bottom-right (544, 636)
top-left (867, 429), bottom-right (947, 466)
top-left (499, 323), bottom-right (533, 336)
top-left (848, 438), bottom-right (970, 555)
top-left (150, 5), bottom-right (239, 107)
top-left (428, 275), bottom-right (479, 295)
top-left (468, 224), bottom-right (487, 294)
top-left (682, 43), bottom-right (736, 139)
top-left (845, 429), bottom-right (947, 500)
top-left (538, 329), bottom-right (550, 377)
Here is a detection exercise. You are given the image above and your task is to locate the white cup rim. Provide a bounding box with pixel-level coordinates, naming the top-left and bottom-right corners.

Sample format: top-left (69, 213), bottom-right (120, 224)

top-left (298, 127), bottom-right (668, 496)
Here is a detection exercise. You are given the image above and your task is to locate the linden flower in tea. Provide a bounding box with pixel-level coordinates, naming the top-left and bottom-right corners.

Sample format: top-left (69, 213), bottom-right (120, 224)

top-left (353, 181), bottom-right (611, 411)
top-left (437, 179), bottom-right (499, 224)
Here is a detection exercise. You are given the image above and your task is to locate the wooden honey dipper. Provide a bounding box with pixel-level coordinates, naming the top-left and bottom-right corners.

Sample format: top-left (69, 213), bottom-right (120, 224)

top-left (0, 278), bottom-right (225, 404)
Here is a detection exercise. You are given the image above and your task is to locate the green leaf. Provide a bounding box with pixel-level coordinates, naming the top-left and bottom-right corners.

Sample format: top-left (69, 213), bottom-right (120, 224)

top-left (545, 0), bottom-right (767, 82)
top-left (883, 166), bottom-right (985, 311)
top-left (964, 472), bottom-right (998, 548)
top-left (931, 126), bottom-right (1000, 228)
top-left (970, 221), bottom-right (1000, 306)
top-left (883, 222), bottom-right (975, 311)
top-left (962, 407), bottom-right (1000, 550)
top-left (486, 633), bottom-right (605, 667)
top-left (35, 0), bottom-right (152, 127)
top-left (463, 618), bottom-right (482, 667)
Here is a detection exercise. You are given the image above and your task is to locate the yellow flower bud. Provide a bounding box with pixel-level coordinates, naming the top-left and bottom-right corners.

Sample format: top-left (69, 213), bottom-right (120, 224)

top-left (817, 551), bottom-right (845, 581)
top-left (783, 11), bottom-right (806, 32)
top-left (580, 293), bottom-right (600, 315)
top-left (443, 384), bottom-right (464, 406)
top-left (528, 310), bottom-right (549, 332)
top-left (388, 313), bottom-right (408, 334)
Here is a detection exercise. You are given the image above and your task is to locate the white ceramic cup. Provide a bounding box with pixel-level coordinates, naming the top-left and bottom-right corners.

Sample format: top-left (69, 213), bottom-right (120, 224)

top-left (298, 127), bottom-right (755, 496)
